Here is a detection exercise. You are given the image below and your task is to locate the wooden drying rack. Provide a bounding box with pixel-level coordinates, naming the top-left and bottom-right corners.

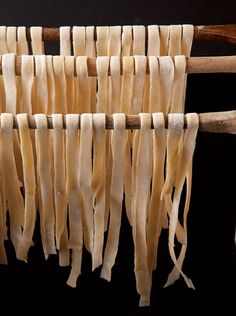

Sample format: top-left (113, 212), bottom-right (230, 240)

top-left (4, 111), bottom-right (236, 134)
top-left (25, 24), bottom-right (236, 44)
top-left (1, 24), bottom-right (236, 133)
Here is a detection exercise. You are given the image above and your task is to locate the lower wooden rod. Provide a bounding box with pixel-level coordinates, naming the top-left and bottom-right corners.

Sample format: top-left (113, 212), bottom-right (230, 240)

top-left (1, 56), bottom-right (236, 76)
top-left (3, 110), bottom-right (236, 134)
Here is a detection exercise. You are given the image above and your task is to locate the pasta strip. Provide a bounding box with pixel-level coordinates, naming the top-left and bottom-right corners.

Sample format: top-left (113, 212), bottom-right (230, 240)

top-left (101, 113), bottom-right (125, 281)
top-left (52, 56), bottom-right (67, 113)
top-left (79, 114), bottom-right (93, 254)
top-left (147, 25), bottom-right (160, 56)
top-left (17, 27), bottom-right (29, 55)
top-left (121, 25), bottom-right (132, 56)
top-left (46, 55), bottom-right (55, 114)
top-left (35, 114), bottom-right (56, 257)
top-left (60, 26), bottom-right (71, 56)
top-left (52, 114), bottom-right (69, 266)
top-left (171, 55), bottom-right (186, 113)
top-left (66, 114), bottom-right (83, 287)
top-left (92, 113), bottom-right (106, 270)
top-left (0, 113), bottom-right (23, 251)
top-left (6, 26), bottom-right (17, 53)
top-left (159, 56), bottom-right (174, 114)
top-left (2, 53), bottom-right (24, 198)
top-left (0, 26), bottom-right (8, 53)
top-left (76, 56), bottom-right (91, 113)
top-left (147, 113), bottom-right (165, 275)
top-left (96, 26), bottom-right (109, 56)
top-left (159, 25), bottom-right (170, 56)
top-left (73, 26), bottom-right (85, 56)
top-left (182, 24), bottom-right (194, 56)
top-left (35, 55), bottom-right (48, 113)
top-left (168, 25), bottom-right (182, 56)
top-left (120, 57), bottom-right (134, 224)
top-left (132, 25), bottom-right (145, 55)
top-left (96, 56), bottom-right (109, 112)
top-left (65, 56), bottom-right (75, 113)
top-left (85, 26), bottom-right (96, 113)
top-left (30, 27), bottom-right (44, 54)
top-left (133, 113), bottom-right (152, 307)
top-left (21, 55), bottom-right (34, 114)
top-left (108, 26), bottom-right (121, 56)
top-left (16, 114), bottom-right (36, 262)
top-left (165, 113), bottom-right (199, 288)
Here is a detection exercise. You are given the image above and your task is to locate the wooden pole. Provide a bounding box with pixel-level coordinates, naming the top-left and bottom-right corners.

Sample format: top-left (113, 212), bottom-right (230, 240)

top-left (23, 24), bottom-right (236, 44)
top-left (4, 111), bottom-right (236, 134)
top-left (1, 55), bottom-right (236, 76)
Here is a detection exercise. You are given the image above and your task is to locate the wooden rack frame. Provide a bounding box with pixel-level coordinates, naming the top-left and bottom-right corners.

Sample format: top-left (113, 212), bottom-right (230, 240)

top-left (1, 55), bottom-right (236, 76)
top-left (23, 24), bottom-right (236, 44)
top-left (3, 111), bottom-right (236, 134)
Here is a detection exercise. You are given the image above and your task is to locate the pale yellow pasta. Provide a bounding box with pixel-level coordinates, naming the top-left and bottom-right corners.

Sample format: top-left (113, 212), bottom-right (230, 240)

top-left (96, 56), bottom-right (109, 112)
top-left (120, 57), bottom-right (134, 224)
top-left (108, 26), bottom-right (121, 56)
top-left (6, 26), bottom-right (17, 53)
top-left (0, 113), bottom-right (24, 252)
top-left (2, 53), bottom-right (24, 198)
top-left (159, 25), bottom-right (170, 56)
top-left (79, 114), bottom-right (93, 254)
top-left (35, 114), bottom-right (56, 257)
top-left (52, 56), bottom-right (67, 113)
top-left (132, 25), bottom-right (145, 55)
top-left (16, 113), bottom-right (36, 262)
top-left (76, 56), bottom-right (90, 113)
top-left (168, 25), bottom-right (182, 56)
top-left (65, 56), bottom-right (75, 113)
top-left (147, 25), bottom-right (160, 56)
top-left (46, 55), bottom-right (55, 114)
top-left (85, 26), bottom-right (96, 113)
top-left (0, 26), bottom-right (8, 53)
top-left (21, 55), bottom-right (34, 114)
top-left (0, 186), bottom-right (7, 264)
top-left (52, 114), bottom-right (69, 266)
top-left (66, 114), bottom-right (83, 287)
top-left (35, 55), bottom-right (48, 113)
top-left (147, 113), bottom-right (165, 275)
top-left (2, 53), bottom-right (17, 113)
top-left (72, 26), bottom-right (85, 56)
top-left (182, 24), bottom-right (194, 56)
top-left (60, 26), bottom-right (71, 56)
top-left (165, 113), bottom-right (198, 289)
top-left (101, 113), bottom-right (125, 281)
top-left (30, 26), bottom-right (44, 54)
top-left (92, 113), bottom-right (106, 270)
top-left (133, 113), bottom-right (152, 307)
top-left (121, 25), bottom-right (132, 56)
top-left (96, 26), bottom-right (109, 56)
top-left (17, 27), bottom-right (29, 55)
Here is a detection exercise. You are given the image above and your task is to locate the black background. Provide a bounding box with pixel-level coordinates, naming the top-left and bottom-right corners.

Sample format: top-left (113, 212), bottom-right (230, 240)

top-left (0, 0), bottom-right (236, 315)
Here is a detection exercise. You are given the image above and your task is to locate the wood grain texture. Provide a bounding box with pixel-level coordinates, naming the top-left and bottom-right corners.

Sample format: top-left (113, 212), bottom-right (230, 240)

top-left (2, 111), bottom-right (236, 134)
top-left (23, 25), bottom-right (236, 44)
top-left (1, 55), bottom-right (236, 76)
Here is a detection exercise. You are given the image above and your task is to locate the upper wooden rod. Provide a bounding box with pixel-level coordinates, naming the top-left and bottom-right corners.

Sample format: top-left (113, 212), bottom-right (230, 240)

top-left (1, 55), bottom-right (236, 76)
top-left (4, 110), bottom-right (236, 134)
top-left (23, 24), bottom-right (236, 44)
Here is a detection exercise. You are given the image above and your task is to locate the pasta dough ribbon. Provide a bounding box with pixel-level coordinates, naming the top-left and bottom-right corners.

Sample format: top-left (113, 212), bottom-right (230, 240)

top-left (79, 114), bottom-right (94, 254)
top-left (101, 113), bottom-right (125, 281)
top-left (92, 113), bottom-right (106, 270)
top-left (16, 113), bottom-right (36, 262)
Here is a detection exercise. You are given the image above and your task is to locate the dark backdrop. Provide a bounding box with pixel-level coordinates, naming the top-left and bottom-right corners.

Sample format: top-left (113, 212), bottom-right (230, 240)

top-left (0, 0), bottom-right (236, 315)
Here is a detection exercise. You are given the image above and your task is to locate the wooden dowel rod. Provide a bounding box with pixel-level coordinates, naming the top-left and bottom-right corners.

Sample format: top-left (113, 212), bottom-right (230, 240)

top-left (5, 111), bottom-right (236, 134)
top-left (23, 24), bottom-right (236, 44)
top-left (1, 56), bottom-right (236, 76)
